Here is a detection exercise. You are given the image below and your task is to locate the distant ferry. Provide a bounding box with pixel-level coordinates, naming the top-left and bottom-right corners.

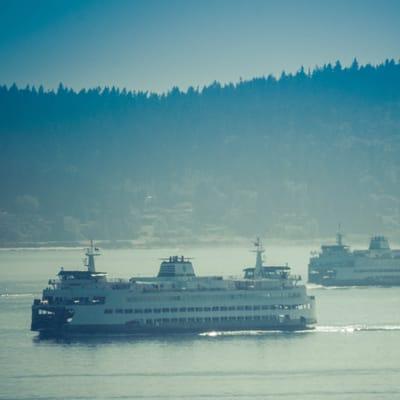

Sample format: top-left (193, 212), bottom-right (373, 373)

top-left (31, 239), bottom-right (316, 336)
top-left (308, 232), bottom-right (400, 286)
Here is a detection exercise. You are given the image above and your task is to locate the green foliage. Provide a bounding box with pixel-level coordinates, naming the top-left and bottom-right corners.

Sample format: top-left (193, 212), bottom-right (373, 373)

top-left (1, 60), bottom-right (400, 243)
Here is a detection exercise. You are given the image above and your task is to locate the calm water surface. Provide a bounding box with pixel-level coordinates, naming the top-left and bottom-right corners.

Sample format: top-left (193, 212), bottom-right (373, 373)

top-left (0, 246), bottom-right (399, 399)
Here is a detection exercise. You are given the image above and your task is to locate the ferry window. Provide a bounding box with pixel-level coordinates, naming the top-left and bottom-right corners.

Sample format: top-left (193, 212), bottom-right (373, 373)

top-left (212, 306), bottom-right (219, 311)
top-left (245, 316), bottom-right (252, 320)
top-left (237, 306), bottom-right (244, 310)
top-left (162, 318), bottom-right (170, 323)
top-left (204, 307), bottom-right (211, 312)
top-left (212, 317), bottom-right (219, 321)
top-left (39, 310), bottom-right (54, 315)
top-left (196, 317), bottom-right (203, 322)
top-left (92, 296), bottom-right (105, 304)
top-left (162, 308), bottom-right (170, 313)
top-left (187, 307), bottom-right (195, 312)
top-left (261, 315), bottom-right (269, 320)
top-left (221, 316), bottom-right (228, 321)
top-left (146, 319), bottom-right (153, 325)
top-left (254, 316), bottom-right (260, 320)
top-left (245, 305), bottom-right (252, 310)
top-left (179, 307), bottom-right (186, 312)
top-left (204, 317), bottom-right (211, 321)
top-left (237, 316), bottom-right (244, 320)
top-left (104, 309), bottom-right (113, 314)
top-left (153, 308), bottom-right (161, 313)
top-left (228, 316), bottom-right (236, 320)
top-left (253, 305), bottom-right (260, 310)
top-left (134, 309), bottom-right (143, 314)
top-left (188, 317), bottom-right (195, 322)
top-left (116, 309), bottom-right (123, 314)
top-left (195, 307), bottom-right (203, 312)
top-left (228, 306), bottom-right (235, 311)
top-left (179, 318), bottom-right (186, 322)
top-left (220, 306), bottom-right (227, 311)
top-left (270, 305), bottom-right (277, 310)
top-left (170, 308), bottom-right (178, 312)
top-left (124, 309), bottom-right (133, 314)
top-left (144, 308), bottom-right (152, 313)
top-left (171, 318), bottom-right (178, 323)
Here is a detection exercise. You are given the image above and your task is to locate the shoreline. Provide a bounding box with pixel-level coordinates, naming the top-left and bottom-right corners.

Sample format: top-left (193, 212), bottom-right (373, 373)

top-left (1, 235), bottom-right (399, 250)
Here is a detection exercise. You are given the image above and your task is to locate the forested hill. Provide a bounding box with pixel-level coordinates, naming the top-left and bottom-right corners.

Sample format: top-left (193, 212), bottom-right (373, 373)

top-left (1, 59), bottom-right (400, 245)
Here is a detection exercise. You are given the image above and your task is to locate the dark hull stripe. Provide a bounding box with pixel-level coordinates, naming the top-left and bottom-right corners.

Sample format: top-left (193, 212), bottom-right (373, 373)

top-left (35, 319), bottom-right (315, 337)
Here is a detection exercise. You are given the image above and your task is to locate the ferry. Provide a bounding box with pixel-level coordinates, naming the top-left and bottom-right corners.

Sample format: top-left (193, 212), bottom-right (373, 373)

top-left (31, 239), bottom-right (316, 336)
top-left (308, 232), bottom-right (400, 286)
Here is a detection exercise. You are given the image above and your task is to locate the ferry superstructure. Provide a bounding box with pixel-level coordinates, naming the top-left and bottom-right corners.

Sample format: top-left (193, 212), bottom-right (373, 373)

top-left (308, 232), bottom-right (400, 286)
top-left (31, 239), bottom-right (316, 336)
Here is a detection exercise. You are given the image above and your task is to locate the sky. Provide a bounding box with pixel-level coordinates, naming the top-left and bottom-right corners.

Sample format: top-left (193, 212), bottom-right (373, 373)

top-left (0, 0), bottom-right (399, 93)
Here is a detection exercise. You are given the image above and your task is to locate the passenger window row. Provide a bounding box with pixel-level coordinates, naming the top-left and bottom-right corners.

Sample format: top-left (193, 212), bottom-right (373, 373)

top-left (44, 296), bottom-right (106, 305)
top-left (141, 315), bottom-right (282, 324)
top-left (104, 304), bottom-right (311, 314)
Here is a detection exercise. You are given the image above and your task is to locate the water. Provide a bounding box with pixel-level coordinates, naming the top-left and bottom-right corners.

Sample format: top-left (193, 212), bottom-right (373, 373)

top-left (1, 246), bottom-right (400, 399)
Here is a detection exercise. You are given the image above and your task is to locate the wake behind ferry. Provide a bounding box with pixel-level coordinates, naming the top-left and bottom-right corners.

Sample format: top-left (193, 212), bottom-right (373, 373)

top-left (31, 240), bottom-right (316, 336)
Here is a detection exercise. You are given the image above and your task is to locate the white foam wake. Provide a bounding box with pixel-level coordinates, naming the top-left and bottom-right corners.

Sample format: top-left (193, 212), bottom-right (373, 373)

top-left (199, 325), bottom-right (400, 337)
top-left (315, 324), bottom-right (400, 333)
top-left (0, 293), bottom-right (35, 298)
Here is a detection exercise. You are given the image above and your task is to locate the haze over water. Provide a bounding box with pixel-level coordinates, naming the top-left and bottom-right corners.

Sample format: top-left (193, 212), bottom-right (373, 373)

top-left (1, 2), bottom-right (400, 398)
top-left (1, 246), bottom-right (399, 399)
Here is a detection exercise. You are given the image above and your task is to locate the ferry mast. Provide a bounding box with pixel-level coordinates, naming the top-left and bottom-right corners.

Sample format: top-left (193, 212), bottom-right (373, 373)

top-left (253, 237), bottom-right (265, 278)
top-left (85, 240), bottom-right (100, 273)
top-left (336, 224), bottom-right (343, 246)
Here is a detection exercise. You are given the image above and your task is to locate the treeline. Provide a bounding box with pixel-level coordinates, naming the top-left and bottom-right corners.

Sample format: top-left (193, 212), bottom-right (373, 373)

top-left (1, 59), bottom-right (400, 243)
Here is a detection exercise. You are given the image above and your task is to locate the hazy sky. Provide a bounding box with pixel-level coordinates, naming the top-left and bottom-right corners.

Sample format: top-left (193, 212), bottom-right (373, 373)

top-left (0, 0), bottom-right (399, 92)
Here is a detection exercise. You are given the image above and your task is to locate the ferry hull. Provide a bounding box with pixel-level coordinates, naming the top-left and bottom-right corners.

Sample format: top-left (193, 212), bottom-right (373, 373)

top-left (32, 304), bottom-right (315, 337)
top-left (308, 276), bottom-right (400, 287)
top-left (33, 318), bottom-right (316, 337)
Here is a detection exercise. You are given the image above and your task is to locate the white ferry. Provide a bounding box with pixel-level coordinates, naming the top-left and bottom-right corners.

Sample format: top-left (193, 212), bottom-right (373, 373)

top-left (31, 240), bottom-right (316, 336)
top-left (308, 232), bottom-right (400, 286)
